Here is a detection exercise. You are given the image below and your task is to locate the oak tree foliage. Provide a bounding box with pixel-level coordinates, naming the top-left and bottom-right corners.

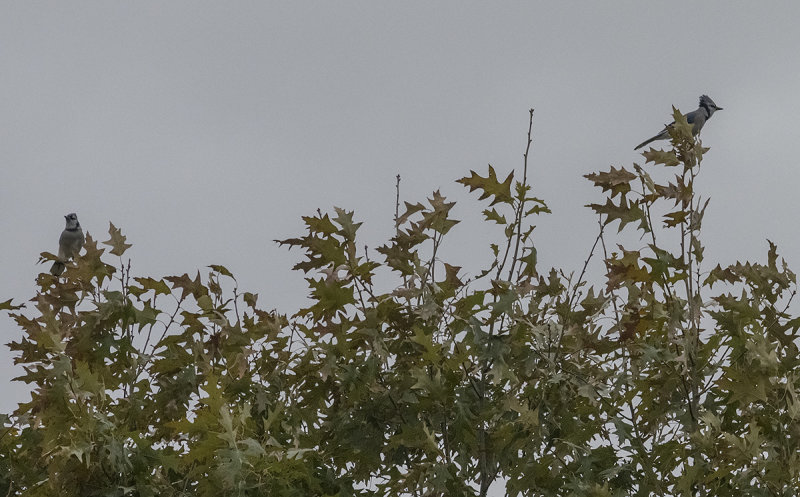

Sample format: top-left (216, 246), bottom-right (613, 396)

top-left (2, 108), bottom-right (799, 496)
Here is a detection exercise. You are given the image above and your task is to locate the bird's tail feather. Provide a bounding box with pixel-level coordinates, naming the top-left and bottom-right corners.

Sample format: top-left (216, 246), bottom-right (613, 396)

top-left (635, 129), bottom-right (669, 150)
top-left (50, 261), bottom-right (65, 276)
top-left (634, 136), bottom-right (657, 150)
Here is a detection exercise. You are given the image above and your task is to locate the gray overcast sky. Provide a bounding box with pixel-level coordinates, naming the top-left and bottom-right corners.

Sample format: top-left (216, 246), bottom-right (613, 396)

top-left (2, 1), bottom-right (799, 473)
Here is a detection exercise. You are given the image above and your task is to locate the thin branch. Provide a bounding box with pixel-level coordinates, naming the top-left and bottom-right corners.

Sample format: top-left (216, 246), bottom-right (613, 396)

top-left (506, 108), bottom-right (535, 282)
top-left (394, 174), bottom-right (401, 235)
top-left (599, 216), bottom-right (621, 324)
top-left (567, 219), bottom-right (605, 311)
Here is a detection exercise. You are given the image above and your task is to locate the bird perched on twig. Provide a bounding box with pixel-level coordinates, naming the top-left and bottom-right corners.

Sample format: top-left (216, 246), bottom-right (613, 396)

top-left (50, 213), bottom-right (85, 276)
top-left (634, 95), bottom-right (723, 150)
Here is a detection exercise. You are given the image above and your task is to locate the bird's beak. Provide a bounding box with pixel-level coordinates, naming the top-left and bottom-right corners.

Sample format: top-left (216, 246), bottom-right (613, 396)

top-left (716, 106), bottom-right (723, 111)
top-left (64, 215), bottom-right (69, 220)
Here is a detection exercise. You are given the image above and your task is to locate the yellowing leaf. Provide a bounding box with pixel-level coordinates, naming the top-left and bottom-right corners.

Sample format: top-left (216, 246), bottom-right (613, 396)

top-left (132, 277), bottom-right (171, 296)
top-left (642, 149), bottom-right (680, 167)
top-left (663, 210), bottom-right (688, 227)
top-left (457, 165), bottom-right (514, 206)
top-left (0, 299), bottom-right (24, 311)
top-left (588, 197), bottom-right (647, 233)
top-left (103, 222), bottom-right (133, 256)
top-left (584, 166), bottom-right (637, 198)
top-left (208, 264), bottom-right (234, 279)
top-left (483, 208), bottom-right (507, 225)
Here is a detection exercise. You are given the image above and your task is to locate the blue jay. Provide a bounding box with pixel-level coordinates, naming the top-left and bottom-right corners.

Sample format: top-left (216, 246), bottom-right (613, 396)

top-left (50, 213), bottom-right (85, 276)
top-left (635, 95), bottom-right (723, 150)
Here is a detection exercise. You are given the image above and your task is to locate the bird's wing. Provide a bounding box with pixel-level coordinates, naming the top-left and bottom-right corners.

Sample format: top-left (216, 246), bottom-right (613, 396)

top-left (57, 230), bottom-right (69, 259)
top-left (684, 109), bottom-right (700, 124)
top-left (59, 230), bottom-right (84, 259)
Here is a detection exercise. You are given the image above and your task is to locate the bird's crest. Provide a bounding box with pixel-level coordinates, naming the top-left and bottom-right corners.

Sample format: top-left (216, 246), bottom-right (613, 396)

top-left (699, 95), bottom-right (719, 109)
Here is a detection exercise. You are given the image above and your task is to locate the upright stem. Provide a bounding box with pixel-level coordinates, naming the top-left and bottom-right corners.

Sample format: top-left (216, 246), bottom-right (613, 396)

top-left (394, 174), bottom-right (401, 235)
top-left (681, 166), bottom-right (700, 428)
top-left (506, 109), bottom-right (535, 282)
top-left (479, 109), bottom-right (535, 497)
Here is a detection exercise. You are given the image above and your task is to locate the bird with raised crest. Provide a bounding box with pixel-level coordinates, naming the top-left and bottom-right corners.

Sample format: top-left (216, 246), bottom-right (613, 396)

top-left (635, 95), bottom-right (723, 150)
top-left (50, 213), bottom-right (85, 276)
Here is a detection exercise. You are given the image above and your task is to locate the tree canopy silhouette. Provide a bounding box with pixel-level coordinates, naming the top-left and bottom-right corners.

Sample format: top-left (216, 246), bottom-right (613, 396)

top-left (2, 109), bottom-right (798, 496)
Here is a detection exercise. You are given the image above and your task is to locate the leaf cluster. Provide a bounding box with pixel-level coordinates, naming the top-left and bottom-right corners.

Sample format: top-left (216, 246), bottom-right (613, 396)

top-left (3, 109), bottom-right (800, 497)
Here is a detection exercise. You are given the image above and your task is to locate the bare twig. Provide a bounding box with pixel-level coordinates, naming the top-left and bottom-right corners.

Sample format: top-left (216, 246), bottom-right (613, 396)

top-left (505, 109), bottom-right (535, 282)
top-left (394, 174), bottom-right (401, 234)
top-left (567, 219), bottom-right (605, 311)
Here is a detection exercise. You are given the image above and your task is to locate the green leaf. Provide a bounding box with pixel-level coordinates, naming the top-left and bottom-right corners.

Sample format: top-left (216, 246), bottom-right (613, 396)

top-left (132, 276), bottom-right (171, 296)
top-left (483, 208), bottom-right (507, 224)
top-left (303, 212), bottom-right (338, 235)
top-left (717, 366), bottom-right (768, 403)
top-left (133, 300), bottom-right (161, 330)
top-left (457, 165), bottom-right (514, 206)
top-left (0, 298), bottom-right (24, 311)
top-left (420, 190), bottom-right (460, 235)
top-left (333, 206), bottom-right (362, 240)
top-left (300, 278), bottom-right (356, 319)
top-left (74, 233), bottom-right (115, 284)
top-left (196, 294), bottom-right (214, 311)
top-left (209, 264), bottom-right (235, 279)
top-left (663, 210), bottom-right (687, 227)
top-left (239, 437), bottom-right (267, 457)
top-left (588, 197), bottom-right (647, 232)
top-left (396, 201), bottom-right (426, 226)
top-left (103, 222), bottom-right (133, 256)
top-left (584, 166), bottom-right (637, 198)
top-left (409, 327), bottom-right (441, 363)
top-left (654, 175), bottom-right (692, 206)
top-left (519, 246), bottom-right (537, 277)
top-left (243, 291), bottom-right (258, 307)
top-left (524, 204), bottom-right (551, 216)
top-left (668, 106), bottom-right (695, 143)
top-left (165, 272), bottom-right (207, 300)
top-left (642, 149), bottom-right (680, 167)
top-left (74, 360), bottom-right (103, 395)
